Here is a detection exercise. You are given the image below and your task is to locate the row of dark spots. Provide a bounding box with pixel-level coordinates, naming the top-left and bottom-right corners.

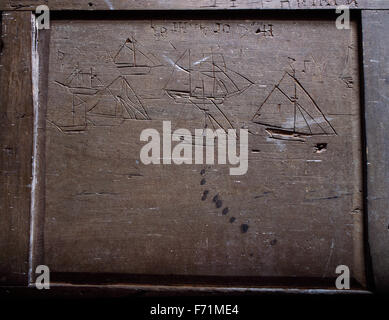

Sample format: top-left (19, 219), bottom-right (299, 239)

top-left (200, 168), bottom-right (249, 234)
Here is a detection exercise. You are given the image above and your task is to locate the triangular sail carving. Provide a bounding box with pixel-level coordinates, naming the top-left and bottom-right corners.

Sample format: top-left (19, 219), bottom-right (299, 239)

top-left (252, 71), bottom-right (336, 136)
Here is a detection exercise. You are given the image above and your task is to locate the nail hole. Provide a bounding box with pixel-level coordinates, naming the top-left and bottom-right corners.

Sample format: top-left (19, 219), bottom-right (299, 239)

top-left (314, 143), bottom-right (327, 153)
top-left (241, 224), bottom-right (249, 233)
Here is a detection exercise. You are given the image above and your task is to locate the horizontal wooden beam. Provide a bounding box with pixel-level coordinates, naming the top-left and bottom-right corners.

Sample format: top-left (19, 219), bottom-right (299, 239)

top-left (0, 284), bottom-right (373, 298)
top-left (1, 0), bottom-right (389, 11)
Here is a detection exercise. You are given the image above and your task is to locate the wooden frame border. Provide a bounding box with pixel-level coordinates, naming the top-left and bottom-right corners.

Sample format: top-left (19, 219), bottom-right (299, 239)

top-left (1, 0), bottom-right (389, 11)
top-left (0, 11), bottom-right (33, 286)
top-left (361, 10), bottom-right (389, 293)
top-left (0, 4), bottom-right (388, 294)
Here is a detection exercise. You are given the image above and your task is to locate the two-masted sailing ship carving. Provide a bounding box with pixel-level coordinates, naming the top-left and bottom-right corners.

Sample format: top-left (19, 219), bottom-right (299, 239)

top-left (164, 49), bottom-right (254, 132)
top-left (165, 49), bottom-right (254, 105)
top-left (252, 69), bottom-right (337, 140)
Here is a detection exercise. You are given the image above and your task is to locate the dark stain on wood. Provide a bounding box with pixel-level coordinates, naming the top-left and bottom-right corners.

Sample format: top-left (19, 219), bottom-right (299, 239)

top-left (241, 224), bottom-right (249, 234)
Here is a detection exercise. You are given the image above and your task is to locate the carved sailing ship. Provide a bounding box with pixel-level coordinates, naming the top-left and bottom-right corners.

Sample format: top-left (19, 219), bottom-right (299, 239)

top-left (113, 37), bottom-right (161, 75)
top-left (55, 66), bottom-right (150, 132)
top-left (165, 49), bottom-right (254, 105)
top-left (252, 70), bottom-right (337, 140)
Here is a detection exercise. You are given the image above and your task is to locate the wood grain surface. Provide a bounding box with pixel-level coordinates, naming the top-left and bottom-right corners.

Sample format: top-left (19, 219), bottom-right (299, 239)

top-left (41, 17), bottom-right (365, 287)
top-left (0, 11), bottom-right (33, 285)
top-left (362, 10), bottom-right (389, 292)
top-left (1, 0), bottom-right (389, 11)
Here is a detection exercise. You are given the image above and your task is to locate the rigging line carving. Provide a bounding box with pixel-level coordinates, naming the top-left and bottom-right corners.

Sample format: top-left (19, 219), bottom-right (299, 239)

top-left (252, 66), bottom-right (337, 140)
top-left (164, 49), bottom-right (254, 133)
top-left (52, 65), bottom-right (152, 133)
top-left (113, 36), bottom-right (163, 75)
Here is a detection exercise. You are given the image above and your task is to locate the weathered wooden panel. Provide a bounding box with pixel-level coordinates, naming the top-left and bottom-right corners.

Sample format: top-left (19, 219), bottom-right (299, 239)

top-left (0, 11), bottom-right (33, 285)
top-left (362, 10), bottom-right (389, 292)
top-left (28, 27), bottom-right (51, 285)
top-left (42, 17), bottom-right (365, 287)
top-left (1, 0), bottom-right (389, 11)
